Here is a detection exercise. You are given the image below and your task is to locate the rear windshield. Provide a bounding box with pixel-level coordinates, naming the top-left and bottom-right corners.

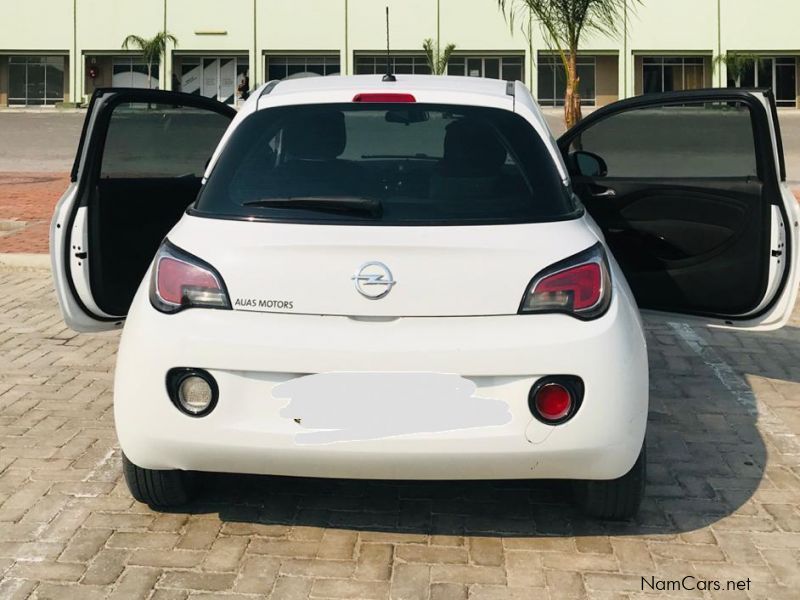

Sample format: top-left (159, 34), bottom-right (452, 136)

top-left (194, 103), bottom-right (575, 225)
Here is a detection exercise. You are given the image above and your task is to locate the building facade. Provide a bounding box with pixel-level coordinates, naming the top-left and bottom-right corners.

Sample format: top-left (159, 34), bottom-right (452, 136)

top-left (1, 0), bottom-right (799, 109)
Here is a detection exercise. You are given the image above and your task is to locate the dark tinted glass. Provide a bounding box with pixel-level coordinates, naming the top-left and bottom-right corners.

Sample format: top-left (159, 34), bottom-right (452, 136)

top-left (101, 103), bottom-right (231, 178)
top-left (572, 101), bottom-right (758, 178)
top-left (195, 103), bottom-right (574, 225)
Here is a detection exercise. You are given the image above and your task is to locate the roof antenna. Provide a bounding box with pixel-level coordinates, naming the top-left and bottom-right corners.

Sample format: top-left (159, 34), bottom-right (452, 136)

top-left (382, 6), bottom-right (396, 82)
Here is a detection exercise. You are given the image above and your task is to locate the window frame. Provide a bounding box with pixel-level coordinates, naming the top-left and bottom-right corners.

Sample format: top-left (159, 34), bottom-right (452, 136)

top-left (536, 54), bottom-right (596, 107)
top-left (8, 55), bottom-right (66, 106)
top-left (446, 54), bottom-right (525, 83)
top-left (111, 55), bottom-right (161, 89)
top-left (640, 55), bottom-right (707, 95)
top-left (353, 53), bottom-right (431, 75)
top-left (730, 56), bottom-right (798, 107)
top-left (265, 54), bottom-right (341, 81)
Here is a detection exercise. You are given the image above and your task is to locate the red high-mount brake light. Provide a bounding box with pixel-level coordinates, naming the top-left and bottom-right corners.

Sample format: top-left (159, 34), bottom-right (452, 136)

top-left (352, 93), bottom-right (416, 103)
top-left (519, 243), bottom-right (611, 320)
top-left (149, 241), bottom-right (231, 314)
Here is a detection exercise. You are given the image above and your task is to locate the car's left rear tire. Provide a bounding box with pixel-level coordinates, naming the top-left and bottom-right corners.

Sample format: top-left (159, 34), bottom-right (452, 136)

top-left (571, 443), bottom-right (646, 520)
top-left (122, 453), bottom-right (194, 508)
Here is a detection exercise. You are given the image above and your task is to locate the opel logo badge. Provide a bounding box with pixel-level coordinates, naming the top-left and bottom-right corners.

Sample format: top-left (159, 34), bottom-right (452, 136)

top-left (352, 262), bottom-right (396, 299)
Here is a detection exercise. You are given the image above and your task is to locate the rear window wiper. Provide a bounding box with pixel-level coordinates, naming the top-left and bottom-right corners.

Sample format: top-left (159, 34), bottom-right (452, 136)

top-left (242, 196), bottom-right (382, 217)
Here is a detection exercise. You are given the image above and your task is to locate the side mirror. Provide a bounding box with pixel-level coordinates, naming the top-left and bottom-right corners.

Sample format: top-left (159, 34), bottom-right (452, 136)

top-left (569, 150), bottom-right (608, 178)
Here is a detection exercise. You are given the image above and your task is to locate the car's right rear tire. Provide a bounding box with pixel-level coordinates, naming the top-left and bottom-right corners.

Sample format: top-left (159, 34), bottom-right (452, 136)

top-left (122, 453), bottom-right (193, 508)
top-left (571, 443), bottom-right (646, 520)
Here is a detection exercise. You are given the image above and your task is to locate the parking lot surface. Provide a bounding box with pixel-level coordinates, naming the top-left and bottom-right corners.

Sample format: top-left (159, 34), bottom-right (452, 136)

top-left (0, 268), bottom-right (799, 599)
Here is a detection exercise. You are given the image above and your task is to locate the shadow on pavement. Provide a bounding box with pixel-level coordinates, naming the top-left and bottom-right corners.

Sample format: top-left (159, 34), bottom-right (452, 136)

top-left (164, 321), bottom-right (800, 538)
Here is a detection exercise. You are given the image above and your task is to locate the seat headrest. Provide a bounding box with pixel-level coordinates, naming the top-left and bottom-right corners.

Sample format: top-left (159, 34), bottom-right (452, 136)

top-left (283, 110), bottom-right (346, 160)
top-left (441, 118), bottom-right (507, 177)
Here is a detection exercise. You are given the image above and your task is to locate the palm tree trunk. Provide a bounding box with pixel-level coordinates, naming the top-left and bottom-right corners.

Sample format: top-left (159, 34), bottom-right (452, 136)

top-left (147, 61), bottom-right (153, 89)
top-left (564, 51), bottom-right (582, 129)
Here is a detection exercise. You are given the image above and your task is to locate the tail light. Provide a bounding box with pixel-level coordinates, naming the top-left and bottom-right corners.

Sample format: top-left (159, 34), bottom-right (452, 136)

top-left (519, 243), bottom-right (611, 320)
top-left (149, 240), bottom-right (231, 314)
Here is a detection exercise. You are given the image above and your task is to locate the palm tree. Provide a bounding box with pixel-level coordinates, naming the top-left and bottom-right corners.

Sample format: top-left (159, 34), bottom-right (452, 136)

top-left (714, 52), bottom-right (759, 88)
top-left (496, 0), bottom-right (637, 128)
top-left (423, 38), bottom-right (457, 75)
top-left (121, 31), bottom-right (178, 89)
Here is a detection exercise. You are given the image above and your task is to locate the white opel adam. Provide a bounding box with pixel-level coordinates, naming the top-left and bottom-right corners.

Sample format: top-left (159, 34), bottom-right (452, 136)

top-left (51, 75), bottom-right (798, 520)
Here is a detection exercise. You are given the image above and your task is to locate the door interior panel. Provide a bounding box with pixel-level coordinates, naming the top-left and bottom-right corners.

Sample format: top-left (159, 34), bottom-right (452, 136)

top-left (575, 178), bottom-right (770, 315)
top-left (89, 177), bottom-right (202, 316)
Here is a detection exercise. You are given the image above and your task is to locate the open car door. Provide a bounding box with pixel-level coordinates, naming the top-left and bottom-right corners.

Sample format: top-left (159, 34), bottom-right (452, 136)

top-left (559, 89), bottom-right (798, 331)
top-left (51, 88), bottom-right (235, 332)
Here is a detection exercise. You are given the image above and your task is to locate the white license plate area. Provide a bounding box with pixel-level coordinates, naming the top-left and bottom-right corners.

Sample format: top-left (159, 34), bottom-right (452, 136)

top-left (272, 372), bottom-right (512, 444)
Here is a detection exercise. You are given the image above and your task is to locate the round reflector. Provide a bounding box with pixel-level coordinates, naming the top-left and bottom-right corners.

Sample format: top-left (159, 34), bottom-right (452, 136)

top-left (533, 383), bottom-right (572, 421)
top-left (178, 376), bottom-right (214, 414)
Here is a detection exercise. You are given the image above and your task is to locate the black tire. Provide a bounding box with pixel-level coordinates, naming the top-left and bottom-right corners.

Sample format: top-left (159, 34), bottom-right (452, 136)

top-left (572, 443), bottom-right (646, 520)
top-left (122, 453), bottom-right (193, 508)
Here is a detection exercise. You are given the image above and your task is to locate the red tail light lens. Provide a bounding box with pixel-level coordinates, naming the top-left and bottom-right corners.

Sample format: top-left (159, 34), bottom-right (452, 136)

top-left (150, 241), bottom-right (231, 314)
top-left (352, 93), bottom-right (416, 103)
top-left (519, 243), bottom-right (611, 319)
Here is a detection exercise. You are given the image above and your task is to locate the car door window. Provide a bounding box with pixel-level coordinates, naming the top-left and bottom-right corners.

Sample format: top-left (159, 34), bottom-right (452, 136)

top-left (570, 101), bottom-right (758, 179)
top-left (101, 103), bottom-right (231, 178)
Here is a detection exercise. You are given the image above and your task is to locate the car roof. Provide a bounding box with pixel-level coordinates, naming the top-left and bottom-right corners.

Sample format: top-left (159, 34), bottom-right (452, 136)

top-left (254, 74), bottom-right (516, 111)
top-left (262, 74), bottom-right (512, 100)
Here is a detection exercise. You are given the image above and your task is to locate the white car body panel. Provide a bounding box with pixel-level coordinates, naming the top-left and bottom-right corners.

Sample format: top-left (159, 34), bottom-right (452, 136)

top-left (168, 214), bottom-right (599, 317)
top-left (115, 257), bottom-right (648, 480)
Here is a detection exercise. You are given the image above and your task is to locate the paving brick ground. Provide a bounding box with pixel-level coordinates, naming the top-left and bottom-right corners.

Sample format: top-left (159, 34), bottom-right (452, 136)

top-left (0, 173), bottom-right (68, 254)
top-left (0, 268), bottom-right (799, 599)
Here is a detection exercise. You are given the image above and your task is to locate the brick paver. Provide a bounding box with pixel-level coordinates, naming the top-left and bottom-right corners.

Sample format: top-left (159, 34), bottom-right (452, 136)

top-left (1, 267), bottom-right (799, 599)
top-left (0, 173), bottom-right (68, 254)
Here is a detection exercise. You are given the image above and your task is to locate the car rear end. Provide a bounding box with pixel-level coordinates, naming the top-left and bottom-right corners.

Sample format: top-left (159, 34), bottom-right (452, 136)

top-left (114, 76), bottom-right (648, 485)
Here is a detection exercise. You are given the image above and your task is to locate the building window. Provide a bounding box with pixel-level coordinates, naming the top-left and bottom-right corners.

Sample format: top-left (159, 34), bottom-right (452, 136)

top-left (537, 54), bottom-right (596, 107)
top-left (355, 54), bottom-right (431, 75)
top-left (642, 56), bottom-right (705, 94)
top-left (112, 56), bottom-right (160, 89)
top-left (731, 56), bottom-right (796, 107)
top-left (447, 55), bottom-right (524, 82)
top-left (8, 56), bottom-right (65, 106)
top-left (178, 56), bottom-right (249, 104)
top-left (266, 55), bottom-right (340, 81)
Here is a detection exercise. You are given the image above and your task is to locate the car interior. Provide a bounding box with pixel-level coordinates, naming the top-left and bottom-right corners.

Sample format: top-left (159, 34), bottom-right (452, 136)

top-left (88, 177), bottom-right (204, 316)
top-left (561, 101), bottom-right (777, 317)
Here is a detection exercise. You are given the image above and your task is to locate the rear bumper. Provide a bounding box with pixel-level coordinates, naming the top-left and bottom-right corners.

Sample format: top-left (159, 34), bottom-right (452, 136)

top-left (114, 284), bottom-right (648, 481)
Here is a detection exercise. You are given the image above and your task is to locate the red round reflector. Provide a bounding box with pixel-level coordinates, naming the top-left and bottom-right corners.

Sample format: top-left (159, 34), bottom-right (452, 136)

top-left (533, 383), bottom-right (572, 421)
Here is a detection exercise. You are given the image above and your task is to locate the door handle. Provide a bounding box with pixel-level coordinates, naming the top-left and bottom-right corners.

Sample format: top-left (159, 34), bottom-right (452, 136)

top-left (591, 187), bottom-right (616, 198)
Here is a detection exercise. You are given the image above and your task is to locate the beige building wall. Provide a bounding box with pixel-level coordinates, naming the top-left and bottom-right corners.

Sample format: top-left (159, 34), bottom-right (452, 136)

top-left (1, 1), bottom-right (799, 107)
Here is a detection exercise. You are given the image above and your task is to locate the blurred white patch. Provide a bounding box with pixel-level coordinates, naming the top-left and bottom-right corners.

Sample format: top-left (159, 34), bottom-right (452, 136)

top-left (272, 372), bottom-right (512, 445)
